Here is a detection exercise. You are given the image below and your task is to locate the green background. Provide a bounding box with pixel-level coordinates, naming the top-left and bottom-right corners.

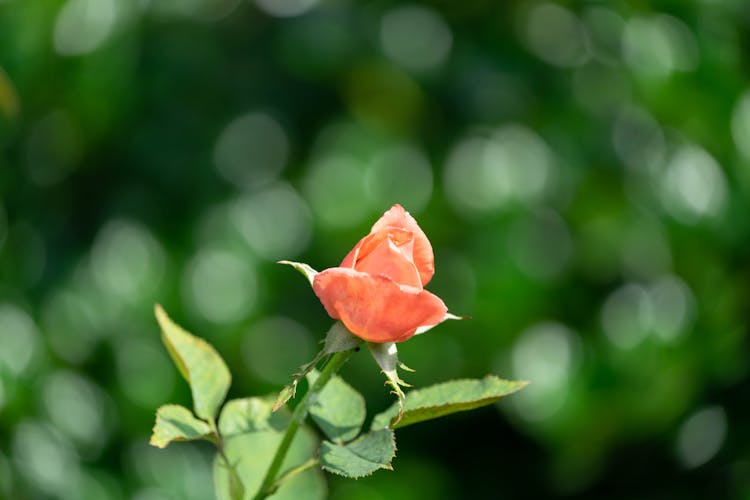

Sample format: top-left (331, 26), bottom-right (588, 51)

top-left (1, 0), bottom-right (749, 498)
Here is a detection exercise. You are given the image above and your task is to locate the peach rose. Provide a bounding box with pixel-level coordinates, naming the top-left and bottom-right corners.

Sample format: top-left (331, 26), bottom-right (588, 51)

top-left (312, 204), bottom-right (450, 343)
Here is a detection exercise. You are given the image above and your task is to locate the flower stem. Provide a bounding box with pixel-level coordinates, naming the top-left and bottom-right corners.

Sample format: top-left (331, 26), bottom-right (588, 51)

top-left (252, 348), bottom-right (356, 500)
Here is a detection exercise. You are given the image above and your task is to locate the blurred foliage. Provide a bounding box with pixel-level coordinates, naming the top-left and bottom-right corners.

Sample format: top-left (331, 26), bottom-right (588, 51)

top-left (1, 0), bottom-right (750, 498)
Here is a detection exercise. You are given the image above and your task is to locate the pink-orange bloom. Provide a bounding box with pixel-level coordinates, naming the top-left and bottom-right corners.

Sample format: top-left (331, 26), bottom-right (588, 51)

top-left (313, 204), bottom-right (450, 343)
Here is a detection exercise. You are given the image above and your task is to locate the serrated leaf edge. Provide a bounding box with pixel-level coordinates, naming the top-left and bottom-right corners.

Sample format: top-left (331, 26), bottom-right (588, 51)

top-left (307, 370), bottom-right (367, 443)
top-left (319, 430), bottom-right (397, 479)
top-left (374, 377), bottom-right (529, 430)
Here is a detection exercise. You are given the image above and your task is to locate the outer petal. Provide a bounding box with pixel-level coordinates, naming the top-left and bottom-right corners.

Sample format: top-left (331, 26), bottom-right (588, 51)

top-left (370, 205), bottom-right (434, 286)
top-left (312, 268), bottom-right (447, 343)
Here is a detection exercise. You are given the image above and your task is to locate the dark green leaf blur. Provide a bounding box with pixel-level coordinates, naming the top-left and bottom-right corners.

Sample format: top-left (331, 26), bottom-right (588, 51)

top-left (1, 0), bottom-right (749, 498)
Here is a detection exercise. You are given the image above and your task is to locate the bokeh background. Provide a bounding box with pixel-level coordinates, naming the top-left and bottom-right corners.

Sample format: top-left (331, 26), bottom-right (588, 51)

top-left (1, 0), bottom-right (750, 498)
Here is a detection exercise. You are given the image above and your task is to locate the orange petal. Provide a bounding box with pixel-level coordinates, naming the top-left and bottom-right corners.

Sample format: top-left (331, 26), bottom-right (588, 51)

top-left (340, 232), bottom-right (377, 269)
top-left (340, 227), bottom-right (413, 269)
top-left (354, 235), bottom-right (421, 288)
top-left (370, 204), bottom-right (434, 286)
top-left (312, 268), bottom-right (447, 343)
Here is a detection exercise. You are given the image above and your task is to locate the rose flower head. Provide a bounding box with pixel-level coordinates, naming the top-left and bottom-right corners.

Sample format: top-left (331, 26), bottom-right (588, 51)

top-left (311, 204), bottom-right (454, 343)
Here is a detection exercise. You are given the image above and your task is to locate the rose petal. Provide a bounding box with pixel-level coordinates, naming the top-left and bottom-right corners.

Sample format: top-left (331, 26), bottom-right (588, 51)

top-left (354, 235), bottom-right (421, 288)
top-left (370, 204), bottom-right (434, 286)
top-left (312, 268), bottom-right (447, 343)
top-left (340, 237), bottom-right (365, 270)
top-left (340, 228), bottom-right (413, 270)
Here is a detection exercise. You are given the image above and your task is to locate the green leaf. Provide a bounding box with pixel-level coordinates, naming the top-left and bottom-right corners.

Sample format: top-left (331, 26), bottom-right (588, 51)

top-left (319, 429), bottom-right (396, 479)
top-left (149, 404), bottom-right (212, 449)
top-left (154, 304), bottom-right (231, 420)
top-left (371, 376), bottom-right (529, 430)
top-left (218, 397), bottom-right (288, 438)
top-left (214, 416), bottom-right (325, 500)
top-left (278, 260), bottom-right (318, 285)
top-left (307, 370), bottom-right (366, 443)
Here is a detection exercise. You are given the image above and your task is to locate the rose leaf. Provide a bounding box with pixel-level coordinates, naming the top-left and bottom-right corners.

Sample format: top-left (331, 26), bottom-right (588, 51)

top-left (307, 369), bottom-right (366, 443)
top-left (218, 396), bottom-right (289, 438)
top-left (319, 429), bottom-right (396, 479)
top-left (371, 376), bottom-right (529, 430)
top-left (154, 304), bottom-right (231, 420)
top-left (149, 404), bottom-right (213, 449)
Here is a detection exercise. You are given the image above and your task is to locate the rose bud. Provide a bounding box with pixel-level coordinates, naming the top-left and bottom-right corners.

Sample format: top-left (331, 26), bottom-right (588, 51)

top-left (312, 204), bottom-right (454, 343)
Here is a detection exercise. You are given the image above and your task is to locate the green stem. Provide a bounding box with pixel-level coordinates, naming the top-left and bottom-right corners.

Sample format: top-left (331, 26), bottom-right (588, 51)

top-left (253, 348), bottom-right (356, 500)
top-left (209, 418), bottom-right (244, 500)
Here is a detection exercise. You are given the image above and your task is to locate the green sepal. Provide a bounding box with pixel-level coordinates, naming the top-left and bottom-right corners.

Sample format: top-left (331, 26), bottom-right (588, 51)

top-left (278, 260), bottom-right (318, 285)
top-left (368, 342), bottom-right (409, 424)
top-left (323, 322), bottom-right (361, 354)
